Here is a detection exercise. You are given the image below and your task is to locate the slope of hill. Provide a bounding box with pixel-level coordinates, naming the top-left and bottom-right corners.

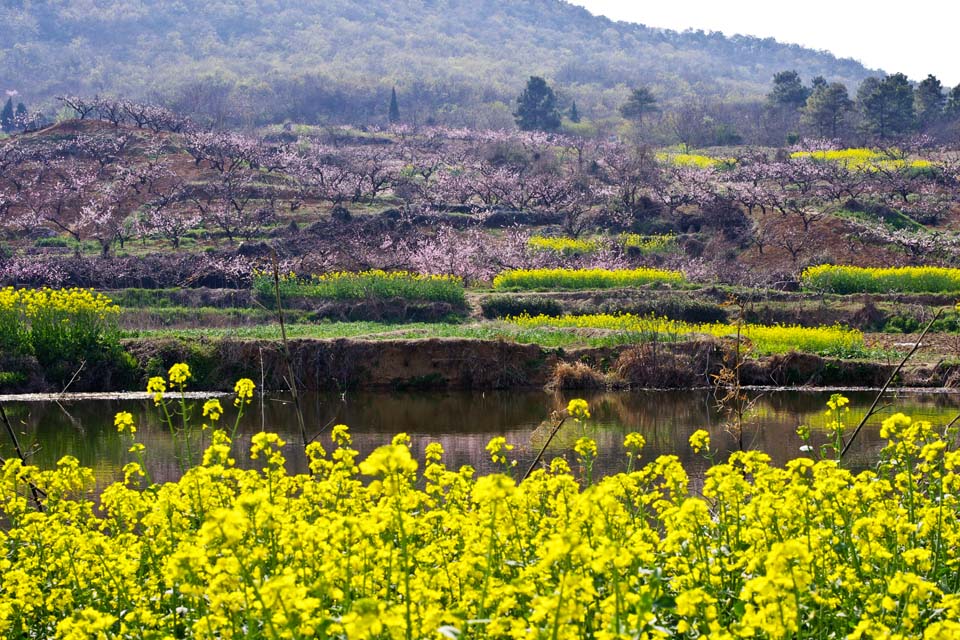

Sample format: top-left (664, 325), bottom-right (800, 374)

top-left (2, 0), bottom-right (879, 126)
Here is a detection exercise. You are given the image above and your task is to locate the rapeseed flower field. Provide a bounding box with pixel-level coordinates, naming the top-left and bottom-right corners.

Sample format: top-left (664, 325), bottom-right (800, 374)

top-left (0, 286), bottom-right (121, 372)
top-left (527, 236), bottom-right (602, 256)
top-left (1, 377), bottom-right (960, 638)
top-left (801, 264), bottom-right (960, 294)
top-left (620, 234), bottom-right (678, 255)
top-left (790, 148), bottom-right (933, 172)
top-left (507, 312), bottom-right (866, 356)
top-left (253, 270), bottom-right (466, 304)
top-left (493, 268), bottom-right (686, 290)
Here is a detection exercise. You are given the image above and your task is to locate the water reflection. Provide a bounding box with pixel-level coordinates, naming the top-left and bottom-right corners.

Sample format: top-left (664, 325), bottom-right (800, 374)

top-left (2, 389), bottom-right (958, 488)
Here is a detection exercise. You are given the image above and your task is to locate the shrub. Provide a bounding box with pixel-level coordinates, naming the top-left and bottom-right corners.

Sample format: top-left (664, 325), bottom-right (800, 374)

top-left (492, 267), bottom-right (686, 290)
top-left (0, 286), bottom-right (122, 383)
top-left (620, 233), bottom-right (677, 255)
top-left (480, 295), bottom-right (563, 319)
top-left (801, 264), bottom-right (960, 294)
top-left (33, 236), bottom-right (72, 248)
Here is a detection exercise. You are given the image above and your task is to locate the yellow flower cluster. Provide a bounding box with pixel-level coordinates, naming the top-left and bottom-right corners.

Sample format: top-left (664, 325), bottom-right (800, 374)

top-left (0, 286), bottom-right (120, 359)
top-left (567, 398), bottom-right (591, 421)
top-left (802, 264), bottom-right (960, 294)
top-left (234, 378), bottom-right (255, 406)
top-left (506, 312), bottom-right (866, 356)
top-left (0, 286), bottom-right (118, 318)
top-left (493, 267), bottom-right (686, 290)
top-left (689, 428), bottom-right (710, 453)
top-left (791, 148), bottom-right (933, 172)
top-left (526, 235), bottom-right (601, 256)
top-left (3, 407), bottom-right (960, 637)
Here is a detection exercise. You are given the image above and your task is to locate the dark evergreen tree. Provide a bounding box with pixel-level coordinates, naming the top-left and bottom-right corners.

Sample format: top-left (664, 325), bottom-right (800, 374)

top-left (802, 81), bottom-right (852, 138)
top-left (858, 73), bottom-right (915, 139)
top-left (947, 84), bottom-right (960, 116)
top-left (388, 87), bottom-right (400, 124)
top-left (620, 87), bottom-right (658, 128)
top-left (767, 71), bottom-right (810, 109)
top-left (764, 71), bottom-right (810, 144)
top-left (0, 98), bottom-right (13, 133)
top-left (14, 103), bottom-right (27, 130)
top-left (513, 76), bottom-right (561, 132)
top-left (810, 75), bottom-right (828, 91)
top-left (914, 74), bottom-right (945, 130)
top-left (569, 101), bottom-right (580, 123)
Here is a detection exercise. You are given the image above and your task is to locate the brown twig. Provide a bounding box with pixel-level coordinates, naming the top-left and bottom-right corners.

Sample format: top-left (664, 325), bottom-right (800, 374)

top-left (521, 414), bottom-right (568, 481)
top-left (0, 403), bottom-right (45, 510)
top-left (841, 309), bottom-right (942, 459)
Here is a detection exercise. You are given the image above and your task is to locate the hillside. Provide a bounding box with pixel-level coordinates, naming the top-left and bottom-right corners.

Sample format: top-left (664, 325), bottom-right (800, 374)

top-left (2, 0), bottom-right (879, 127)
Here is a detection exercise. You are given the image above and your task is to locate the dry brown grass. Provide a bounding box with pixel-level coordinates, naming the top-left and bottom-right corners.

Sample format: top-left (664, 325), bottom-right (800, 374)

top-left (547, 361), bottom-right (607, 390)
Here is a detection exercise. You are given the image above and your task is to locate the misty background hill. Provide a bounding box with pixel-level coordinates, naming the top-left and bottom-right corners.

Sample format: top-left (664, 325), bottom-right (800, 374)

top-left (2, 0), bottom-right (879, 127)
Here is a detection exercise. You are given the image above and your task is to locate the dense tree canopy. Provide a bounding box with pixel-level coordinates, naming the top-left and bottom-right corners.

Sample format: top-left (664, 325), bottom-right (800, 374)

top-left (858, 73), bottom-right (915, 139)
top-left (768, 71), bottom-right (810, 110)
top-left (915, 74), bottom-right (945, 129)
top-left (0, 0), bottom-right (878, 127)
top-left (803, 81), bottom-right (853, 138)
top-left (514, 77), bottom-right (562, 132)
top-left (620, 87), bottom-right (659, 128)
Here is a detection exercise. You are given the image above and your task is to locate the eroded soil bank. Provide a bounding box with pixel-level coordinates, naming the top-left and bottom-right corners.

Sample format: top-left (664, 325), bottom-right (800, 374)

top-left (4, 336), bottom-right (947, 394)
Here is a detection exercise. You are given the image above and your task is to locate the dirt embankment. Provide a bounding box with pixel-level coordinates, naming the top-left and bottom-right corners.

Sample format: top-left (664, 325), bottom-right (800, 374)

top-left (122, 338), bottom-right (905, 393)
top-left (124, 338), bottom-right (560, 391)
top-left (3, 336), bottom-right (954, 394)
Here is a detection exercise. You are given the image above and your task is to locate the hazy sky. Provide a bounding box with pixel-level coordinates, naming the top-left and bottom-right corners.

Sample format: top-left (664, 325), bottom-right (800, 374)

top-left (570, 1), bottom-right (959, 87)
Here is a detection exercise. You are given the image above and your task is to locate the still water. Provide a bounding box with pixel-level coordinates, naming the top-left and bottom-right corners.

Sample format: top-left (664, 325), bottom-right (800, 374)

top-left (2, 389), bottom-right (959, 488)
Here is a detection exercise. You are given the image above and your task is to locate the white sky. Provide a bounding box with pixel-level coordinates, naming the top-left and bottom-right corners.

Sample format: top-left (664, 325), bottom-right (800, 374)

top-left (569, 0), bottom-right (960, 87)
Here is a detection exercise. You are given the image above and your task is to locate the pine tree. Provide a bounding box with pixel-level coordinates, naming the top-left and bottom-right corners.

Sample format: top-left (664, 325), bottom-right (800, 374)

top-left (620, 87), bottom-right (658, 128)
top-left (858, 73), bottom-right (915, 139)
top-left (946, 85), bottom-right (960, 116)
top-left (569, 101), bottom-right (581, 123)
top-left (514, 76), bottom-right (561, 132)
top-left (767, 71), bottom-right (810, 110)
top-left (0, 98), bottom-right (13, 133)
top-left (914, 75), bottom-right (945, 130)
top-left (388, 87), bottom-right (400, 124)
top-left (802, 81), bottom-right (852, 138)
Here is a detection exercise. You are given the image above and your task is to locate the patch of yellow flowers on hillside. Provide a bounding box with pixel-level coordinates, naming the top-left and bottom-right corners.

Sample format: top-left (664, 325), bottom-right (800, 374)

top-left (790, 148), bottom-right (933, 172)
top-left (801, 264), bottom-right (960, 294)
top-left (507, 312), bottom-right (865, 356)
top-left (493, 267), bottom-right (686, 290)
top-left (2, 390), bottom-right (960, 638)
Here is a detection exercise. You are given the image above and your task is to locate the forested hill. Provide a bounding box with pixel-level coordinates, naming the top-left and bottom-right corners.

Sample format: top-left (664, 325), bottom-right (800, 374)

top-left (2, 0), bottom-right (879, 127)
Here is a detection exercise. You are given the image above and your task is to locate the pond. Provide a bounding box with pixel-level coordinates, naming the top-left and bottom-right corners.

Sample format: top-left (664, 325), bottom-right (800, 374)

top-left (1, 388), bottom-right (958, 488)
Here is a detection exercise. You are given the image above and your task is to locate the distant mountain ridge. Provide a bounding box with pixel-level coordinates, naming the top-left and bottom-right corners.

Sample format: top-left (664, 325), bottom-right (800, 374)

top-left (1, 0), bottom-right (880, 126)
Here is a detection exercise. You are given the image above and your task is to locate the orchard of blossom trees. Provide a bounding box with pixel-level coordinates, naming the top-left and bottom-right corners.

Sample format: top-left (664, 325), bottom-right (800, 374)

top-left (2, 97), bottom-right (960, 288)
